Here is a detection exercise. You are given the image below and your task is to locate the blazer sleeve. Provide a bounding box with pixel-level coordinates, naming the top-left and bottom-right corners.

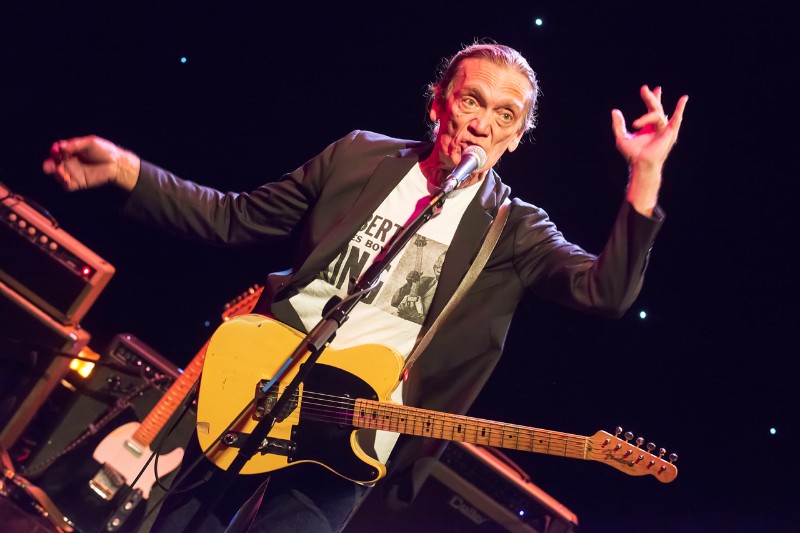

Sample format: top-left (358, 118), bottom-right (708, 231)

top-left (512, 199), bottom-right (664, 318)
top-left (120, 131), bottom-right (362, 245)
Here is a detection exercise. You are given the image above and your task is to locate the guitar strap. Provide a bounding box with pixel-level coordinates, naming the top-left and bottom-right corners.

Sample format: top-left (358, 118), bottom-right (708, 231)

top-left (400, 197), bottom-right (512, 380)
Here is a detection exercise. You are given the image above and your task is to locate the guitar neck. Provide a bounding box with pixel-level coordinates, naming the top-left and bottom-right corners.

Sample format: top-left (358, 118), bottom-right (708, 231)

top-left (352, 399), bottom-right (589, 460)
top-left (131, 340), bottom-right (208, 447)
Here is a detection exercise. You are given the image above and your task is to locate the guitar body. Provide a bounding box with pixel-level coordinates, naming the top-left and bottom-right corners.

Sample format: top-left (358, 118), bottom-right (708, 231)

top-left (197, 315), bottom-right (405, 484)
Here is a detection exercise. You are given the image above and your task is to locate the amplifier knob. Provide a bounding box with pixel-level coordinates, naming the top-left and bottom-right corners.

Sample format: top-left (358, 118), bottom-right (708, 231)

top-left (27, 226), bottom-right (36, 236)
top-left (18, 219), bottom-right (27, 229)
top-left (49, 242), bottom-right (58, 251)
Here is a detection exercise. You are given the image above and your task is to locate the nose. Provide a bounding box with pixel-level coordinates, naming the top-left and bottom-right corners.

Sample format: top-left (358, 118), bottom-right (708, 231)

top-left (468, 110), bottom-right (491, 137)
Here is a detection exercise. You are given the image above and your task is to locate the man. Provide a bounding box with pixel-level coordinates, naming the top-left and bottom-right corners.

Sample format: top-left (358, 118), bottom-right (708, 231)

top-left (42, 42), bottom-right (687, 532)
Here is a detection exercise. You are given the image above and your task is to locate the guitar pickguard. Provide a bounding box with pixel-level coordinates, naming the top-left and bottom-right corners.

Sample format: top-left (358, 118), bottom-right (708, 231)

top-left (289, 363), bottom-right (380, 482)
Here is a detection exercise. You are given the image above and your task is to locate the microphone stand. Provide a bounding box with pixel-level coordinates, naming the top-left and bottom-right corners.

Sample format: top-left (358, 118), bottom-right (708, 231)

top-left (185, 185), bottom-right (454, 532)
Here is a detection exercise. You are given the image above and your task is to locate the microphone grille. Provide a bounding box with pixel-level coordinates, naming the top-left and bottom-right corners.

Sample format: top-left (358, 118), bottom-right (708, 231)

top-left (464, 145), bottom-right (488, 170)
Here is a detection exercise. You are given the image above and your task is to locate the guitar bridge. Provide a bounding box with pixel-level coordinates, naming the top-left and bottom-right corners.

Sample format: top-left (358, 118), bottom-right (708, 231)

top-left (221, 432), bottom-right (297, 457)
top-left (253, 379), bottom-right (298, 422)
top-left (88, 464), bottom-right (126, 501)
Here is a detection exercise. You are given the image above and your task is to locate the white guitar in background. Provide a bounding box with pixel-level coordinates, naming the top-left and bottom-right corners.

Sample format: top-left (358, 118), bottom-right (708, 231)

top-left (87, 285), bottom-right (263, 508)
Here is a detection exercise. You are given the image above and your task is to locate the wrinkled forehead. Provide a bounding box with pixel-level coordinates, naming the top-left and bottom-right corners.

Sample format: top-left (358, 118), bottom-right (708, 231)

top-left (446, 58), bottom-right (534, 108)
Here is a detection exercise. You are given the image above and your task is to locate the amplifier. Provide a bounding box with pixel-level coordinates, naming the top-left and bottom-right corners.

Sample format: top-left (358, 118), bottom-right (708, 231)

top-left (0, 279), bottom-right (91, 451)
top-left (346, 442), bottom-right (579, 533)
top-left (20, 333), bottom-right (185, 474)
top-left (0, 183), bottom-right (115, 326)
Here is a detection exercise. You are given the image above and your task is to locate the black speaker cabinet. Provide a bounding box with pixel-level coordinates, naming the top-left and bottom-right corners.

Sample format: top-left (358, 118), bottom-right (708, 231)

top-left (0, 279), bottom-right (91, 450)
top-left (16, 333), bottom-right (197, 533)
top-left (346, 442), bottom-right (579, 533)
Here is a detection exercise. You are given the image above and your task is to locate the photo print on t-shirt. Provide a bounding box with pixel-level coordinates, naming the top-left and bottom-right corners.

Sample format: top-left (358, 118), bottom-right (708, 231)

top-left (375, 236), bottom-right (447, 325)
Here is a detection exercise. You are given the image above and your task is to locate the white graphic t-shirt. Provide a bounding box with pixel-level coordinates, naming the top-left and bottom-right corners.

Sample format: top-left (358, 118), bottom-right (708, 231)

top-left (288, 163), bottom-right (481, 462)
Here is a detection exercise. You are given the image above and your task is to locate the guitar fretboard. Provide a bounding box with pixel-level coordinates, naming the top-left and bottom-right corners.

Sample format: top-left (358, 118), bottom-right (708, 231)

top-left (352, 399), bottom-right (589, 459)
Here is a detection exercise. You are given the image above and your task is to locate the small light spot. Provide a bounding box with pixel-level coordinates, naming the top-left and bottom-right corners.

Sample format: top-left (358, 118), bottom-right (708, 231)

top-left (770, 427), bottom-right (777, 435)
top-left (180, 56), bottom-right (187, 64)
top-left (204, 320), bottom-right (211, 327)
top-left (519, 510), bottom-right (526, 516)
top-left (639, 310), bottom-right (647, 319)
top-left (534, 18), bottom-right (543, 27)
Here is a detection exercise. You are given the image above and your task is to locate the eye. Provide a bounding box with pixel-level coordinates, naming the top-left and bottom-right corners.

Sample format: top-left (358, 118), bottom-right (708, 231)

top-left (498, 111), bottom-right (515, 125)
top-left (463, 97), bottom-right (477, 107)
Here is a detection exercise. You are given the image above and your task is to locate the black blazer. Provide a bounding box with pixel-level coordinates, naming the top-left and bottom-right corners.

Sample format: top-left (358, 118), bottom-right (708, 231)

top-left (123, 129), bottom-right (663, 504)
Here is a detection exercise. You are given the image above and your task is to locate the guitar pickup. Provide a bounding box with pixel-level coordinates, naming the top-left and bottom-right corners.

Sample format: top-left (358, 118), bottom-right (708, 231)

top-left (253, 379), bottom-right (298, 422)
top-left (222, 432), bottom-right (297, 457)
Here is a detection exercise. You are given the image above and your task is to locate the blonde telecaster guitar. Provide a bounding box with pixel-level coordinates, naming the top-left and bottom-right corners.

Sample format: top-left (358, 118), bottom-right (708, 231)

top-left (197, 314), bottom-right (678, 485)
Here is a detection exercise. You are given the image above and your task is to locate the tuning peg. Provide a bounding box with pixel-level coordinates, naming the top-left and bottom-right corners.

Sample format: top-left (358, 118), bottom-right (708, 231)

top-left (646, 442), bottom-right (656, 453)
top-left (615, 426), bottom-right (623, 437)
top-left (658, 448), bottom-right (666, 458)
top-left (624, 431), bottom-right (634, 442)
top-left (635, 436), bottom-right (644, 447)
top-left (669, 453), bottom-right (679, 463)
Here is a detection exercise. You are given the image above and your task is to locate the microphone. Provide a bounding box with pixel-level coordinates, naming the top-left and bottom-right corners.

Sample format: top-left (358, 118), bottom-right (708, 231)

top-left (439, 145), bottom-right (488, 195)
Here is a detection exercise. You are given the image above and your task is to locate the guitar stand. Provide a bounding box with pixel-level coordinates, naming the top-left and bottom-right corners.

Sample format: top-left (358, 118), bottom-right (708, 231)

top-left (183, 186), bottom-right (451, 532)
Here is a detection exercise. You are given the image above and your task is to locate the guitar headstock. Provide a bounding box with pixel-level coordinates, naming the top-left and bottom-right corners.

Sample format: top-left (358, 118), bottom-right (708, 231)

top-left (221, 284), bottom-right (264, 320)
top-left (588, 427), bottom-right (678, 483)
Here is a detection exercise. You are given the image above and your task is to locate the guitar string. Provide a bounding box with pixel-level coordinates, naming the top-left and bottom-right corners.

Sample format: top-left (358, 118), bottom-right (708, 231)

top-left (252, 387), bottom-right (594, 457)
top-left (222, 387), bottom-right (668, 467)
top-left (296, 398), bottom-right (665, 465)
top-left (289, 389), bottom-right (590, 450)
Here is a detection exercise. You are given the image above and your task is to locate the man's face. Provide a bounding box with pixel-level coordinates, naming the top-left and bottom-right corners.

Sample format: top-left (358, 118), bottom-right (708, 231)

top-left (433, 254), bottom-right (444, 276)
top-left (431, 58), bottom-right (530, 175)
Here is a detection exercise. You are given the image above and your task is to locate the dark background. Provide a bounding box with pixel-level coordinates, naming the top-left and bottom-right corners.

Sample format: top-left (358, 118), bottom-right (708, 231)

top-left (1, 2), bottom-right (796, 531)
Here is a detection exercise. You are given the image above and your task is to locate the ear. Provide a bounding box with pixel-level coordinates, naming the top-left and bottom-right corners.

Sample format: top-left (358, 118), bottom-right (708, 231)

top-left (430, 95), bottom-right (442, 123)
top-left (507, 130), bottom-right (523, 153)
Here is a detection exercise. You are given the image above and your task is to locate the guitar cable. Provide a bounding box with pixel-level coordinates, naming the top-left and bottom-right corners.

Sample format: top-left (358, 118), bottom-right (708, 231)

top-left (21, 375), bottom-right (165, 478)
top-left (137, 387), bottom-right (261, 527)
